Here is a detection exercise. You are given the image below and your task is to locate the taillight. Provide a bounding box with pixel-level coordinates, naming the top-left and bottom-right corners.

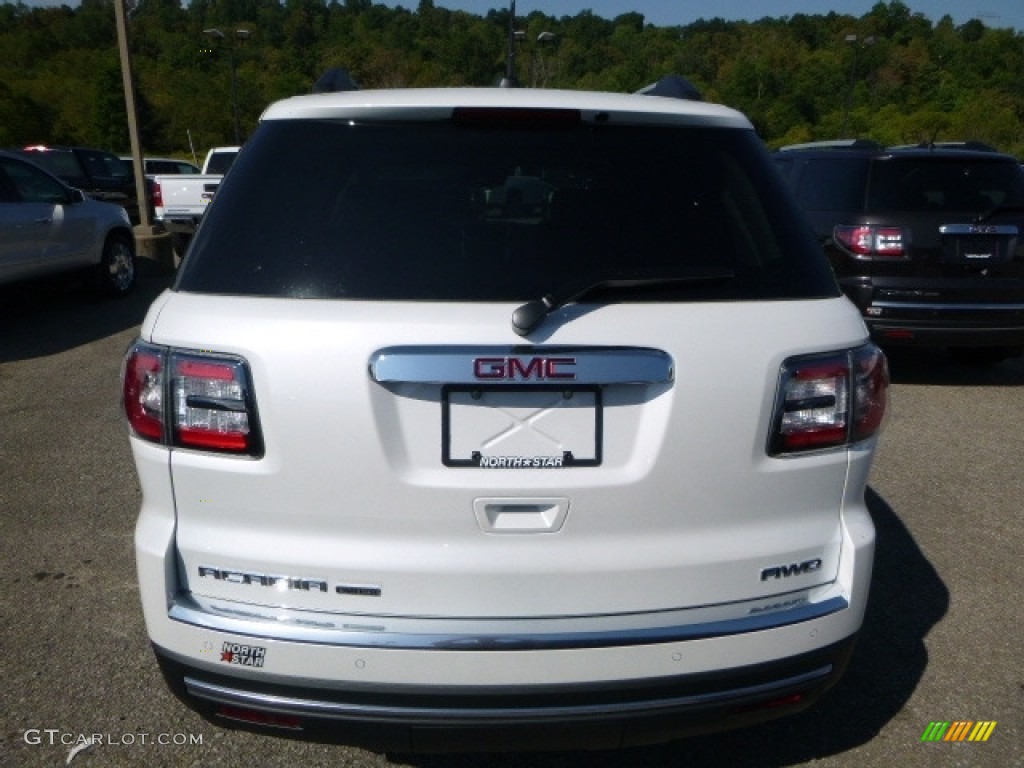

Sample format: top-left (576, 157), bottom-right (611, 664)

top-left (769, 344), bottom-right (888, 456)
top-left (123, 345), bottom-right (164, 442)
top-left (121, 341), bottom-right (262, 456)
top-left (150, 180), bottom-right (163, 208)
top-left (834, 225), bottom-right (907, 259)
top-left (851, 344), bottom-right (888, 442)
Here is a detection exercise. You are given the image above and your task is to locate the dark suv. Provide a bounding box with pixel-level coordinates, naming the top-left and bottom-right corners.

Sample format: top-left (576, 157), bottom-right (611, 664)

top-left (774, 140), bottom-right (1024, 364)
top-left (14, 145), bottom-right (139, 224)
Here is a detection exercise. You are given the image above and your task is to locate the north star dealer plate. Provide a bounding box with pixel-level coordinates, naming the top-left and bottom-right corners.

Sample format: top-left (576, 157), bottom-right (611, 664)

top-left (442, 385), bottom-right (602, 468)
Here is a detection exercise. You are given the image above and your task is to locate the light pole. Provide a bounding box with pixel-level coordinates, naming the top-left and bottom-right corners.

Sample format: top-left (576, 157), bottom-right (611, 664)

top-left (500, 0), bottom-right (519, 87)
top-left (510, 28), bottom-right (557, 88)
top-left (203, 27), bottom-right (251, 144)
top-left (532, 30), bottom-right (557, 88)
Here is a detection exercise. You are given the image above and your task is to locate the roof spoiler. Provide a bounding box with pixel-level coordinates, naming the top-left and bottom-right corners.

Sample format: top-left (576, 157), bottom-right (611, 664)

top-left (635, 75), bottom-right (703, 101)
top-left (313, 68), bottom-right (360, 94)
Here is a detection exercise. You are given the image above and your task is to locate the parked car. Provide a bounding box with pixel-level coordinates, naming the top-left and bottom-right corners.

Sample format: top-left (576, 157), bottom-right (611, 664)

top-left (13, 144), bottom-right (140, 224)
top-left (0, 150), bottom-right (136, 295)
top-left (122, 77), bottom-right (888, 751)
top-left (774, 140), bottom-right (1024, 364)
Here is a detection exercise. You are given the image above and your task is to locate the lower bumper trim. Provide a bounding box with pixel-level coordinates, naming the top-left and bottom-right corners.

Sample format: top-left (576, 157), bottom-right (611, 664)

top-left (184, 665), bottom-right (833, 723)
top-left (154, 638), bottom-right (857, 750)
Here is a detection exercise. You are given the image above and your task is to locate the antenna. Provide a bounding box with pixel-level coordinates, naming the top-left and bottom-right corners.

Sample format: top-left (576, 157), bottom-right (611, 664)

top-left (500, 0), bottom-right (519, 88)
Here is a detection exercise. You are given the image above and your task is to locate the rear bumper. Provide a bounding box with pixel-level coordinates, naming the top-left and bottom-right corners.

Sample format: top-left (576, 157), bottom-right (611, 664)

top-left (839, 280), bottom-right (1024, 348)
top-left (154, 637), bottom-right (857, 751)
top-left (132, 434), bottom-right (878, 751)
top-left (156, 215), bottom-right (203, 235)
top-left (867, 317), bottom-right (1024, 349)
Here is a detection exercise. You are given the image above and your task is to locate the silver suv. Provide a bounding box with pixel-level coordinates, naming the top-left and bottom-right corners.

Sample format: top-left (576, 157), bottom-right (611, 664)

top-left (122, 81), bottom-right (888, 751)
top-left (0, 150), bottom-right (135, 295)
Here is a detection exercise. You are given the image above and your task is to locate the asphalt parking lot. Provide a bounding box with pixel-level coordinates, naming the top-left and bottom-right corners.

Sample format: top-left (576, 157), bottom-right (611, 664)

top-left (1, 259), bottom-right (1021, 768)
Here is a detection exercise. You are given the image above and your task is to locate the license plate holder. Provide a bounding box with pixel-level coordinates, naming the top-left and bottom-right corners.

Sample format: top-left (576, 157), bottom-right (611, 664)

top-left (442, 385), bottom-right (602, 468)
top-left (940, 233), bottom-right (1008, 264)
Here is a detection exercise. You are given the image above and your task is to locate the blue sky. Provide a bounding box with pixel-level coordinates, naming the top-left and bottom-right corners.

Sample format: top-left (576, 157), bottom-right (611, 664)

top-left (421, 1), bottom-right (1024, 30)
top-left (10, 0), bottom-right (1024, 32)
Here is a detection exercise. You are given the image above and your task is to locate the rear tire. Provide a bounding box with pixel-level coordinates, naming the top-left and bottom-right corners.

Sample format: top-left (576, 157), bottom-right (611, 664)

top-left (94, 232), bottom-right (136, 297)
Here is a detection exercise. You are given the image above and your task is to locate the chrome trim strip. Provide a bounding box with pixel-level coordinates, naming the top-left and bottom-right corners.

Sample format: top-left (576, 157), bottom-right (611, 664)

top-left (939, 224), bottom-right (1018, 236)
top-left (872, 301), bottom-right (1024, 311)
top-left (168, 594), bottom-right (848, 650)
top-left (368, 346), bottom-right (674, 385)
top-left (184, 665), bottom-right (834, 722)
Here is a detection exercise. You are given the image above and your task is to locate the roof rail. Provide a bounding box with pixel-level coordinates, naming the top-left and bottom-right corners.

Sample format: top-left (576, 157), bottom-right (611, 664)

top-left (888, 141), bottom-right (999, 153)
top-left (777, 139), bottom-right (883, 152)
top-left (313, 68), bottom-right (360, 94)
top-left (635, 75), bottom-right (703, 102)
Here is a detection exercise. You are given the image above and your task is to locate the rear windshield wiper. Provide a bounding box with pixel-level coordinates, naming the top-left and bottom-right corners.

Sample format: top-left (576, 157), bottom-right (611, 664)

top-left (975, 205), bottom-right (1024, 223)
top-left (511, 268), bottom-right (736, 337)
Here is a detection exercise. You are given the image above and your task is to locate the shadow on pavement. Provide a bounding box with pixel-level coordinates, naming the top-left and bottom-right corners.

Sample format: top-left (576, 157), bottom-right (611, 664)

top-left (884, 346), bottom-right (1024, 387)
top-left (0, 258), bottom-right (173, 364)
top-left (392, 487), bottom-right (948, 768)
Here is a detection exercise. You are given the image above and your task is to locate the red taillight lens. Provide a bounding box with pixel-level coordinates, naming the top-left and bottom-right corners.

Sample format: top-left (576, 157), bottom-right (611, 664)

top-left (123, 343), bottom-right (164, 442)
top-left (121, 341), bottom-right (262, 456)
top-left (150, 180), bottom-right (163, 208)
top-left (851, 344), bottom-right (889, 441)
top-left (770, 344), bottom-right (888, 456)
top-left (834, 225), bottom-right (907, 259)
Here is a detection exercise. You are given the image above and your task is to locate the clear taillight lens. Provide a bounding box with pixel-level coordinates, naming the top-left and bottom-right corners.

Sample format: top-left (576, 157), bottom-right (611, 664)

top-left (173, 356), bottom-right (252, 451)
top-left (770, 344), bottom-right (888, 456)
top-left (834, 225), bottom-right (907, 259)
top-left (122, 341), bottom-right (262, 456)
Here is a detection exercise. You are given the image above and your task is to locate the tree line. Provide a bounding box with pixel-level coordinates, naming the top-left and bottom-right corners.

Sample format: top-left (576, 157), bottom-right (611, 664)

top-left (1, 0), bottom-right (1022, 159)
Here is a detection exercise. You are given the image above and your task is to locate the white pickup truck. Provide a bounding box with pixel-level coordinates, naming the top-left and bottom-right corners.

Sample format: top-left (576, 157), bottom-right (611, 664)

top-left (151, 146), bottom-right (239, 247)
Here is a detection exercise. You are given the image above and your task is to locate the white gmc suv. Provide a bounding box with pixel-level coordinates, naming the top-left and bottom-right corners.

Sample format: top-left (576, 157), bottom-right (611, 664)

top-left (122, 79), bottom-right (888, 751)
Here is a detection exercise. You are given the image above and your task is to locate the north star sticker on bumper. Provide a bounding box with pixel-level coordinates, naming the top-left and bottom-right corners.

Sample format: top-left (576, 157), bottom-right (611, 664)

top-left (220, 642), bottom-right (266, 667)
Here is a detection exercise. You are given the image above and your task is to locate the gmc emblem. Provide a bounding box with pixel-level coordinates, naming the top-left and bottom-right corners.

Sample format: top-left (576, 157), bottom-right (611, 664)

top-left (473, 356), bottom-right (577, 381)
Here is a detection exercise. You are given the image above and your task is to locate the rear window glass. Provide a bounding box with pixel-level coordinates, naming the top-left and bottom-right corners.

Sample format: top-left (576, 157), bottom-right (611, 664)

top-left (78, 149), bottom-right (131, 181)
top-left (176, 118), bottom-right (837, 302)
top-left (204, 152), bottom-right (237, 175)
top-left (18, 150), bottom-right (86, 188)
top-left (867, 156), bottom-right (1024, 212)
top-left (793, 157), bottom-right (869, 211)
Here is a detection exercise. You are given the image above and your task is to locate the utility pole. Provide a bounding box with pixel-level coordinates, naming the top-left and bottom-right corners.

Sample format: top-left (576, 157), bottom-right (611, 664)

top-left (114, 0), bottom-right (149, 229)
top-left (115, 0), bottom-right (170, 265)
